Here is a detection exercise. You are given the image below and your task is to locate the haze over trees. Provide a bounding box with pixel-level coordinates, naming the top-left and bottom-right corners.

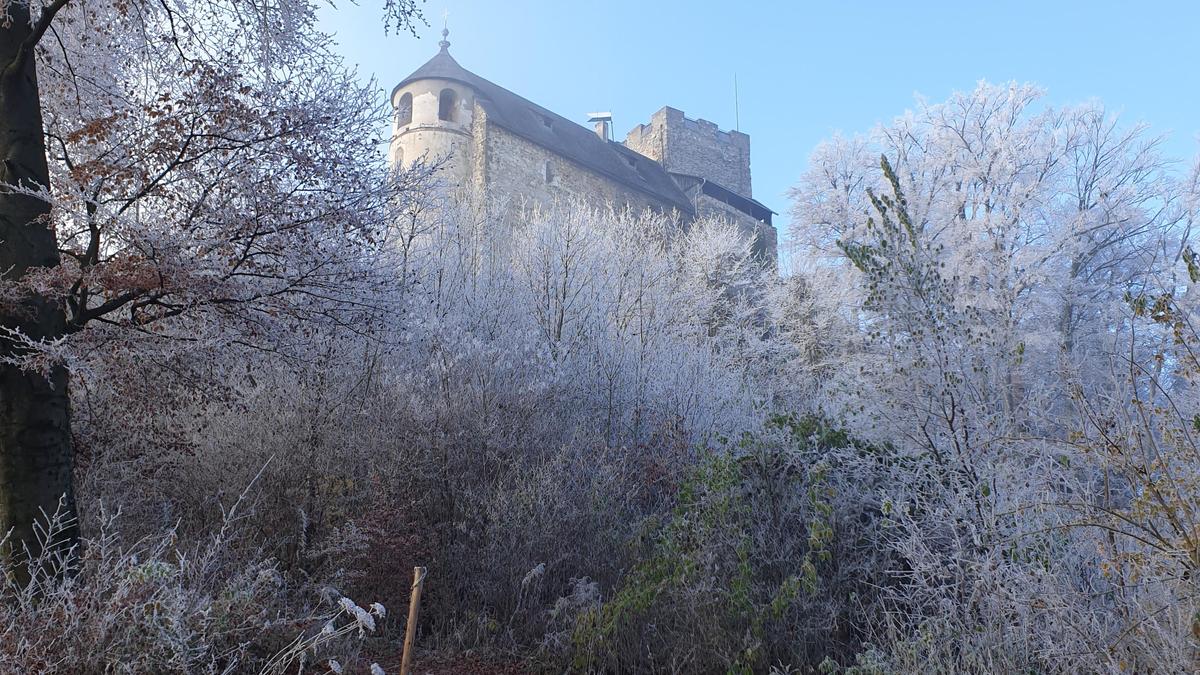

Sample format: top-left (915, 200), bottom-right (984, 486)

top-left (1, 3), bottom-right (1198, 672)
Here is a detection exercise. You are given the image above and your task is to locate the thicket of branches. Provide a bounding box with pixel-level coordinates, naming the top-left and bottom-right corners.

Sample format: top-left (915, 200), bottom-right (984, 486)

top-left (784, 82), bottom-right (1200, 673)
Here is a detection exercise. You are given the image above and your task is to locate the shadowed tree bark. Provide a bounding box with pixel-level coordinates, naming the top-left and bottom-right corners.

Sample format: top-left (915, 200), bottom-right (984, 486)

top-left (0, 0), bottom-right (77, 577)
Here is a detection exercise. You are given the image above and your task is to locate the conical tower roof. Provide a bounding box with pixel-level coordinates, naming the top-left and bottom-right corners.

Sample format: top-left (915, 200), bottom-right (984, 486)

top-left (391, 32), bottom-right (473, 98)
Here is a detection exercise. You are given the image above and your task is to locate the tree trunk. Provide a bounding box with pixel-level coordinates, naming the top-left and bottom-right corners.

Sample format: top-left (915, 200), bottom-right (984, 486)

top-left (0, 4), bottom-right (77, 578)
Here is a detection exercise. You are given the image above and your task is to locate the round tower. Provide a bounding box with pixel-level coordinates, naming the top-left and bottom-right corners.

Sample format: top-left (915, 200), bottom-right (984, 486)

top-left (389, 29), bottom-right (475, 185)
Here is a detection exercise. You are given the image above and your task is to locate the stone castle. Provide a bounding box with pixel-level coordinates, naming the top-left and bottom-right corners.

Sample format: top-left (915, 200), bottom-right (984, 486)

top-left (388, 31), bottom-right (777, 261)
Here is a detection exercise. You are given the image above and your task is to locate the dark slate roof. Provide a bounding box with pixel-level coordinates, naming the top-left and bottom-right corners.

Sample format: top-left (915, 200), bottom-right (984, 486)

top-left (670, 173), bottom-right (775, 225)
top-left (393, 47), bottom-right (695, 214)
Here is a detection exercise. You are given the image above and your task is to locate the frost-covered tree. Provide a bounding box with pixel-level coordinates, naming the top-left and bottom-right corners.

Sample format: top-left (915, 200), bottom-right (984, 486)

top-left (0, 0), bottom-right (423, 570)
top-left (790, 82), bottom-right (1189, 444)
top-left (788, 82), bottom-right (1200, 671)
top-left (393, 197), bottom-right (773, 449)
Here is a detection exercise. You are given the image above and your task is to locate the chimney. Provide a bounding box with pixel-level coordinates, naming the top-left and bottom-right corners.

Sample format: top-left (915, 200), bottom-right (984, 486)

top-left (587, 112), bottom-right (613, 141)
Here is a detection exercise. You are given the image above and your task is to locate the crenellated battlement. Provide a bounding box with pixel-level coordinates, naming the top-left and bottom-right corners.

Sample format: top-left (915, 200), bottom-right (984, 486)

top-left (624, 106), bottom-right (753, 198)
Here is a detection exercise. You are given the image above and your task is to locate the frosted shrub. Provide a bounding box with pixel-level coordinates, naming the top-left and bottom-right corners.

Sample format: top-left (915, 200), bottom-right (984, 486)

top-left (54, 190), bottom-right (848, 669)
top-left (0, 502), bottom-right (386, 674)
top-left (564, 415), bottom-right (898, 673)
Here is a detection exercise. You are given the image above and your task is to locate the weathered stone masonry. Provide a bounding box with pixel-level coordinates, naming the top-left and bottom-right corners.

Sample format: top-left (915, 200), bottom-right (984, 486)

top-left (625, 106), bottom-right (753, 198)
top-left (482, 124), bottom-right (667, 221)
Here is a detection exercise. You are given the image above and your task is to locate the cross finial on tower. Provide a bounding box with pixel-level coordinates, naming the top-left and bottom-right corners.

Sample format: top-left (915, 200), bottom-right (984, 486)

top-left (438, 9), bottom-right (451, 51)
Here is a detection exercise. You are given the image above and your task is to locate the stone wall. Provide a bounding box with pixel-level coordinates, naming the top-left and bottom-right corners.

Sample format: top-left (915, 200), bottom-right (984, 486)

top-left (624, 106), bottom-right (753, 198)
top-left (481, 123), bottom-right (681, 226)
top-left (693, 193), bottom-right (777, 261)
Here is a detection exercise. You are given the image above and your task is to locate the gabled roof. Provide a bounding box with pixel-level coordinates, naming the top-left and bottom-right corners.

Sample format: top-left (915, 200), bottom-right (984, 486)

top-left (393, 47), bottom-right (695, 214)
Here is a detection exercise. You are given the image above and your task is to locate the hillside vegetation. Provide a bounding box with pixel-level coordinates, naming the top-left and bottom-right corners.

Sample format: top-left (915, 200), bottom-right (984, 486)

top-left (0, 2), bottom-right (1198, 672)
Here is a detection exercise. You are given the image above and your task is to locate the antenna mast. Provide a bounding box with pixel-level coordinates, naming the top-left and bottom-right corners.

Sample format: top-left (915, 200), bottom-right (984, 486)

top-left (734, 73), bottom-right (740, 132)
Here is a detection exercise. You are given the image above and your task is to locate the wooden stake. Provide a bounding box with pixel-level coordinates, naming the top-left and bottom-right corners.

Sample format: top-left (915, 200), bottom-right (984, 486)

top-left (400, 566), bottom-right (427, 675)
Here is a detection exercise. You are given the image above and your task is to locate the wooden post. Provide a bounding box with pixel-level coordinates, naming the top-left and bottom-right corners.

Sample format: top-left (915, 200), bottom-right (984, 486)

top-left (400, 566), bottom-right (427, 675)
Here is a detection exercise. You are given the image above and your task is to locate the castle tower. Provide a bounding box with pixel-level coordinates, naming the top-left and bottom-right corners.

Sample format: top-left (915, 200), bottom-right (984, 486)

top-left (389, 29), bottom-right (475, 184)
top-left (624, 107), bottom-right (753, 198)
top-left (625, 107), bottom-right (775, 260)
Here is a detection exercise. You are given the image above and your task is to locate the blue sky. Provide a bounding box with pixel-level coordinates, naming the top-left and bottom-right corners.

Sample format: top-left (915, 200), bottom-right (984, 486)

top-left (318, 0), bottom-right (1200, 239)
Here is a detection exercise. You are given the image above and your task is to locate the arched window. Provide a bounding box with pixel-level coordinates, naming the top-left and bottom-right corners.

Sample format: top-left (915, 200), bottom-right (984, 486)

top-left (396, 92), bottom-right (412, 127)
top-left (438, 88), bottom-right (457, 122)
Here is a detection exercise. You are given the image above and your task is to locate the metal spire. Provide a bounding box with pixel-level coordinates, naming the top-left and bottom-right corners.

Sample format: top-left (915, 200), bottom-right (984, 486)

top-left (438, 10), bottom-right (450, 51)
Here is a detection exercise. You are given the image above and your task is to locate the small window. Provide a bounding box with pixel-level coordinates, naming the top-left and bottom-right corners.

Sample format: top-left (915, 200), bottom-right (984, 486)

top-left (543, 161), bottom-right (554, 184)
top-left (396, 92), bottom-right (412, 127)
top-left (438, 88), bottom-right (457, 122)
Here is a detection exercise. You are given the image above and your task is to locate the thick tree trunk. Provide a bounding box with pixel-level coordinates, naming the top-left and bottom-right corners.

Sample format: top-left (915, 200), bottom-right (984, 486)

top-left (0, 4), bottom-right (77, 577)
